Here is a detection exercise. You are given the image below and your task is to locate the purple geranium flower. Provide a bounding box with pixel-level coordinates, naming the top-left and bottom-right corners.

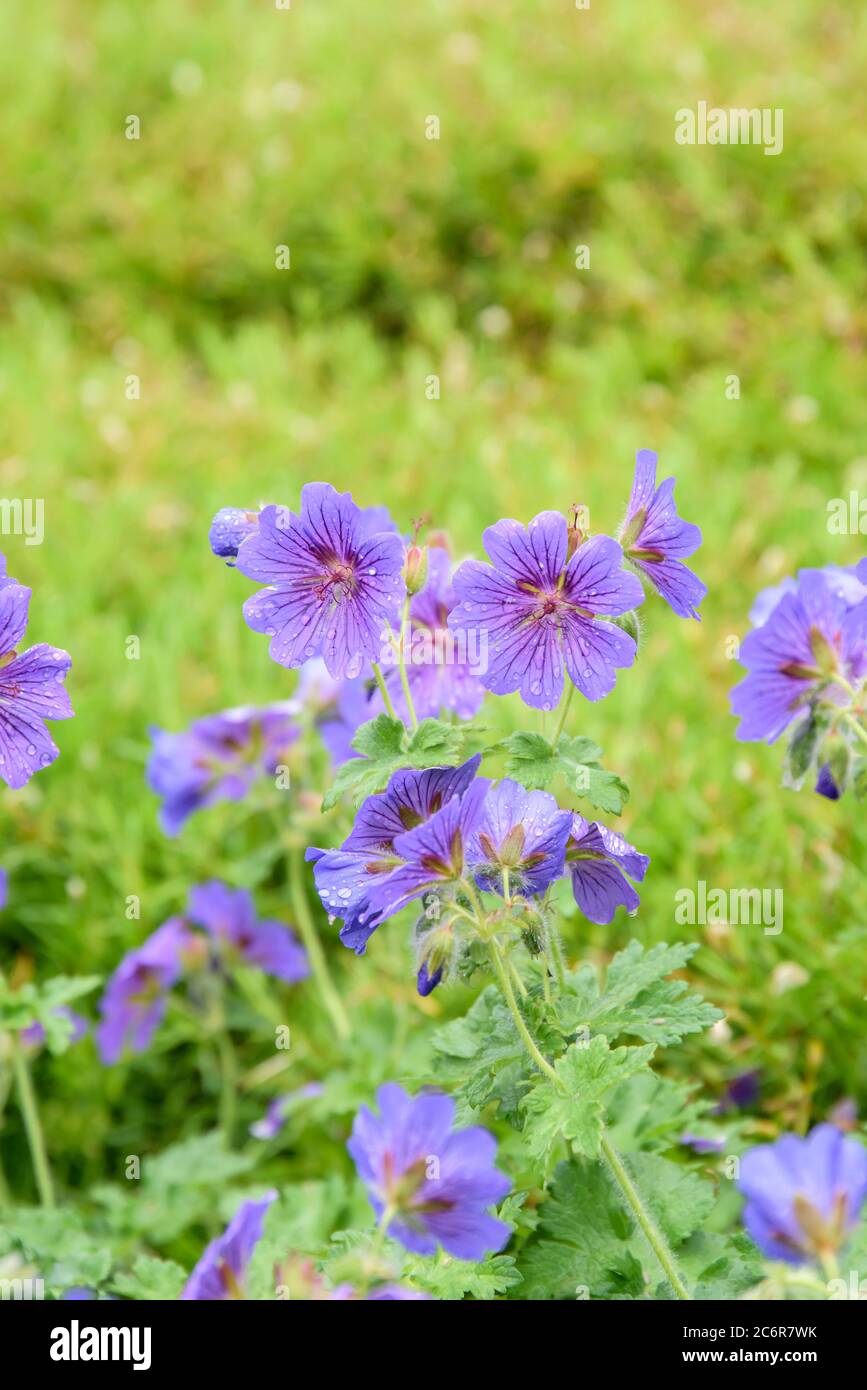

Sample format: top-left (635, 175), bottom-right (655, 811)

top-left (21, 1007), bottom-right (88, 1050)
top-left (342, 778), bottom-right (490, 949)
top-left (306, 757), bottom-right (481, 954)
top-left (377, 548), bottom-right (487, 722)
top-left (147, 702), bottom-right (298, 835)
top-left (738, 1124), bottom-right (867, 1264)
top-left (0, 553), bottom-right (73, 789)
top-left (731, 570), bottom-right (867, 743)
top-left (249, 1082), bottom-right (323, 1140)
top-left (750, 564), bottom-right (867, 629)
top-left (208, 507), bottom-right (262, 562)
top-left (618, 450), bottom-right (706, 620)
top-left (348, 1083), bottom-right (511, 1261)
top-left (236, 483), bottom-right (405, 679)
top-left (467, 777), bottom-right (572, 898)
top-left (96, 918), bottom-right (194, 1064)
top-left (448, 513), bottom-right (643, 710)
top-left (182, 1192), bottom-right (277, 1299)
top-left (188, 881), bottom-right (309, 984)
top-left (0, 868), bottom-right (6, 910)
top-left (567, 814), bottom-right (649, 924)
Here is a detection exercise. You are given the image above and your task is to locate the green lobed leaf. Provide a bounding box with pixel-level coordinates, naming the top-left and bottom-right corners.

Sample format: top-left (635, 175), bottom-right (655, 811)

top-left (501, 730), bottom-right (629, 813)
top-left (521, 1036), bottom-right (656, 1165)
top-left (112, 1255), bottom-right (188, 1301)
top-left (556, 941), bottom-right (723, 1047)
top-left (403, 1252), bottom-right (523, 1301)
top-left (322, 715), bottom-right (465, 810)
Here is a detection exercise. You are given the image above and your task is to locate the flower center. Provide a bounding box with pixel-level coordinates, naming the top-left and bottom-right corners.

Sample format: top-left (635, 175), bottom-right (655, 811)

top-left (323, 559), bottom-right (357, 602)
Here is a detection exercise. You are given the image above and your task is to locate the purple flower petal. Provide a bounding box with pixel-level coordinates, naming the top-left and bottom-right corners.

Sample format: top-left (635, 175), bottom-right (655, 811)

top-left (97, 918), bottom-right (194, 1064)
top-left (188, 880), bottom-right (309, 984)
top-left (620, 450), bottom-right (706, 619)
top-left (567, 814), bottom-right (649, 924)
top-left (182, 1193), bottom-right (277, 1299)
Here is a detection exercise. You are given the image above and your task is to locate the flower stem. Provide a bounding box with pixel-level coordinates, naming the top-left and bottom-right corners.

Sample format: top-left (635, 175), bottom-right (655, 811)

top-left (396, 601), bottom-right (419, 732)
top-left (842, 712), bottom-right (867, 751)
top-left (488, 941), bottom-right (691, 1300)
top-left (216, 1028), bottom-right (238, 1146)
top-left (599, 1133), bottom-right (691, 1300)
top-left (289, 846), bottom-right (351, 1041)
top-left (552, 679), bottom-right (576, 745)
top-left (488, 939), bottom-right (558, 1083)
top-left (549, 930), bottom-right (568, 994)
top-left (371, 662), bottom-right (399, 722)
top-left (11, 1035), bottom-right (54, 1208)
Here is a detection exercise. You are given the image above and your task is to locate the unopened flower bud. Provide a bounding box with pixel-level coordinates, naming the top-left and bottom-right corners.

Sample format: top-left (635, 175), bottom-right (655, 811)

top-left (403, 544), bottom-right (429, 596)
top-left (613, 609), bottom-right (640, 646)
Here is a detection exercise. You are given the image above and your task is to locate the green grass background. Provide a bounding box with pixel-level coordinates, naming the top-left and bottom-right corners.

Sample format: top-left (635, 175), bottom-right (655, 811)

top-left (2, 0), bottom-right (867, 1205)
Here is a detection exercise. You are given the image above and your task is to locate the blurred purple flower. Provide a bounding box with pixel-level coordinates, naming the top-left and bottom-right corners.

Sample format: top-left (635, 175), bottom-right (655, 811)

top-left (377, 548), bottom-right (487, 722)
top-left (0, 868), bottom-right (6, 910)
top-left (681, 1133), bottom-right (725, 1155)
top-left (188, 881), bottom-right (309, 984)
top-left (147, 702), bottom-right (298, 835)
top-left (0, 553), bottom-right (73, 789)
top-left (738, 1124), bottom-right (867, 1264)
top-left (348, 1083), bottom-right (510, 1261)
top-left (97, 918), bottom-right (194, 1064)
top-left (750, 564), bottom-right (867, 630)
top-left (731, 570), bottom-right (867, 743)
top-left (21, 1007), bottom-right (88, 1050)
top-left (249, 1082), bottom-right (324, 1140)
top-left (236, 483), bottom-right (405, 679)
top-left (714, 1069), bottom-right (761, 1114)
top-left (182, 1192), bottom-right (277, 1299)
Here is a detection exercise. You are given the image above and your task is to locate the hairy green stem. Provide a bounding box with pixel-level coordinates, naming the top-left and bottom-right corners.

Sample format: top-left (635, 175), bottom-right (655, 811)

top-left (489, 939), bottom-right (691, 1300)
top-left (488, 939), bottom-right (558, 1082)
top-left (396, 601), bottom-right (419, 732)
top-left (371, 662), bottom-right (399, 722)
top-left (11, 1035), bottom-right (54, 1208)
top-left (599, 1133), bottom-right (691, 1300)
top-left (552, 679), bottom-right (576, 745)
top-left (548, 930), bottom-right (568, 994)
top-left (842, 712), bottom-right (867, 750)
top-left (289, 846), bottom-right (351, 1041)
top-left (216, 1028), bottom-right (239, 1146)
